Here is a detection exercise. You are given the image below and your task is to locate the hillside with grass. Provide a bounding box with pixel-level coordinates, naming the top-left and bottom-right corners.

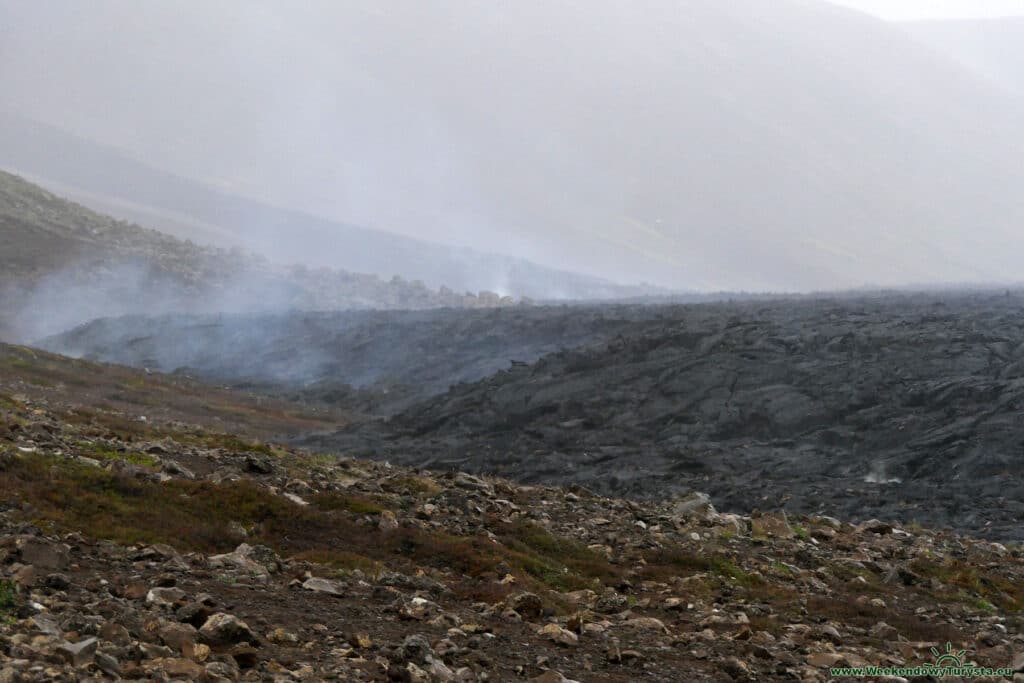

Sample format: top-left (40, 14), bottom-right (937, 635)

top-left (0, 171), bottom-right (517, 341)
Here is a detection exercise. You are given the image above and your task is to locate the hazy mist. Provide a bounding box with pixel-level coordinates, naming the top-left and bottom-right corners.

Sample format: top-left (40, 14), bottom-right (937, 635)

top-left (833, 0), bottom-right (1024, 20)
top-left (3, 1), bottom-right (1024, 292)
top-left (904, 16), bottom-right (1024, 94)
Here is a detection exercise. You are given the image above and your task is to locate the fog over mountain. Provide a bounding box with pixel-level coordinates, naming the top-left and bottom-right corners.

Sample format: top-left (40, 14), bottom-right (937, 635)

top-left (0, 114), bottom-right (655, 301)
top-left (3, 1), bottom-right (1024, 291)
top-left (832, 0), bottom-right (1024, 21)
top-left (903, 16), bottom-right (1024, 94)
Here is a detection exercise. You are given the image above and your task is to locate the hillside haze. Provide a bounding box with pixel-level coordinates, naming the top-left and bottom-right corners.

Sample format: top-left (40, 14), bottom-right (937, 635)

top-left (0, 171), bottom-right (526, 342)
top-left (3, 1), bottom-right (1024, 291)
top-left (0, 113), bottom-right (657, 302)
top-left (902, 15), bottom-right (1024, 93)
top-left (7, 5), bottom-right (1024, 678)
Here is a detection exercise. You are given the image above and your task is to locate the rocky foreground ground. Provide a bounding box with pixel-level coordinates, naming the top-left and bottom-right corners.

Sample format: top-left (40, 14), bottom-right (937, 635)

top-left (3, 344), bottom-right (1024, 681)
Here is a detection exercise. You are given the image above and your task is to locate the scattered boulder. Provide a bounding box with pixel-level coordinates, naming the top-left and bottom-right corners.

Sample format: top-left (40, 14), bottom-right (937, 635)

top-left (208, 543), bottom-right (281, 576)
top-left (146, 586), bottom-right (186, 606)
top-left (163, 658), bottom-right (205, 678)
top-left (244, 455), bottom-right (276, 474)
top-left (99, 621), bottom-right (132, 646)
top-left (56, 637), bottom-right (97, 667)
top-left (857, 519), bottom-right (894, 535)
top-left (816, 624), bottom-right (843, 645)
top-left (594, 591), bottom-right (630, 614)
top-left (15, 537), bottom-right (69, 570)
top-left (44, 573), bottom-right (70, 590)
top-left (620, 617), bottom-right (669, 633)
top-left (721, 656), bottom-right (751, 679)
top-left (530, 672), bottom-right (582, 683)
top-left (394, 634), bottom-right (433, 665)
top-left (377, 570), bottom-right (448, 596)
top-left (539, 623), bottom-right (578, 647)
top-left (507, 592), bottom-right (544, 619)
top-left (452, 473), bottom-right (494, 495)
top-left (301, 577), bottom-right (345, 596)
top-left (671, 491), bottom-right (716, 520)
top-left (199, 613), bottom-right (259, 647)
top-left (158, 621), bottom-right (198, 656)
top-left (750, 512), bottom-right (795, 540)
top-left (807, 652), bottom-right (847, 668)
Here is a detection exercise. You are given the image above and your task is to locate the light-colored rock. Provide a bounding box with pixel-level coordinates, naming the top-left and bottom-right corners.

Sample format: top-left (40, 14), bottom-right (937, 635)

top-left (807, 652), bottom-right (847, 668)
top-left (453, 473), bottom-right (494, 494)
top-left (817, 624), bottom-right (843, 644)
top-left (56, 637), bottom-right (97, 666)
top-left (146, 586), bottom-right (186, 606)
top-left (531, 672), bottom-right (582, 683)
top-left (209, 543), bottom-right (280, 576)
top-left (268, 627), bottom-right (299, 644)
top-left (671, 491), bottom-right (716, 520)
top-left (561, 589), bottom-right (596, 606)
top-left (163, 658), bottom-right (205, 678)
top-left (199, 613), bottom-right (258, 646)
top-left (283, 492), bottom-right (309, 506)
top-left (301, 577), bottom-right (345, 596)
top-left (95, 650), bottom-right (121, 677)
top-left (751, 512), bottom-right (794, 540)
top-left (621, 617), bottom-right (669, 633)
top-left (539, 623), bottom-right (579, 647)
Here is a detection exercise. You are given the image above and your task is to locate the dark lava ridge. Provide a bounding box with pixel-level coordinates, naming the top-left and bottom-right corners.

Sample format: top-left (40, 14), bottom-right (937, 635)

top-left (305, 291), bottom-right (1024, 540)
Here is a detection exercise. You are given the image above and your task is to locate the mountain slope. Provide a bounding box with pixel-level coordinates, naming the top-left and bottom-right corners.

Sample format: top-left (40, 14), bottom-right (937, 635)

top-left (903, 16), bottom-right (1024, 94)
top-left (0, 113), bottom-right (663, 301)
top-left (0, 342), bottom-right (347, 438)
top-left (0, 171), bottom-right (511, 341)
top-left (5, 2), bottom-right (1024, 290)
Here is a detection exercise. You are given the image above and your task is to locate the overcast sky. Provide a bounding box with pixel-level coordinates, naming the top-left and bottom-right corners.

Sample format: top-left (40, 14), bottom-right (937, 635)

top-left (832, 0), bottom-right (1024, 20)
top-left (3, 0), bottom-right (1024, 292)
